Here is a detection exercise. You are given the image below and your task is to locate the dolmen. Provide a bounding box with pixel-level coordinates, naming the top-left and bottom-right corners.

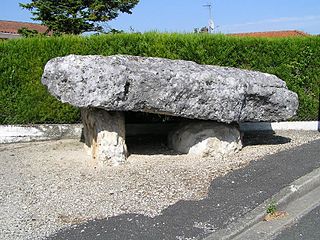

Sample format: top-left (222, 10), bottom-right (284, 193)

top-left (42, 55), bottom-right (298, 166)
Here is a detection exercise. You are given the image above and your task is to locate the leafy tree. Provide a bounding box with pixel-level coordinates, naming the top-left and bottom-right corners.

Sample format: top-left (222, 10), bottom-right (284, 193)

top-left (18, 27), bottom-right (42, 37)
top-left (20, 0), bottom-right (139, 35)
top-left (193, 27), bottom-right (209, 34)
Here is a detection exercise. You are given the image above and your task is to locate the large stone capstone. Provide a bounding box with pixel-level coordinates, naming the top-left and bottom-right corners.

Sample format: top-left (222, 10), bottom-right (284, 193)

top-left (42, 54), bottom-right (298, 123)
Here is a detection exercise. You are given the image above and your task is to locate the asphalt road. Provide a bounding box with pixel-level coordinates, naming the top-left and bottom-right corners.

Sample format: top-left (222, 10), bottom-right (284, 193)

top-left (48, 139), bottom-right (320, 240)
top-left (274, 204), bottom-right (320, 240)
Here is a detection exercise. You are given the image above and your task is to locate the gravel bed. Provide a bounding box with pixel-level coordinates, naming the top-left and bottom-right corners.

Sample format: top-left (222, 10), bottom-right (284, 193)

top-left (0, 130), bottom-right (319, 240)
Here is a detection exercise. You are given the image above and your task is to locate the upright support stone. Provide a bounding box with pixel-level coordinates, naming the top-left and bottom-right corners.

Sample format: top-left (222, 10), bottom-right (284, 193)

top-left (168, 122), bottom-right (242, 158)
top-left (81, 108), bottom-right (127, 166)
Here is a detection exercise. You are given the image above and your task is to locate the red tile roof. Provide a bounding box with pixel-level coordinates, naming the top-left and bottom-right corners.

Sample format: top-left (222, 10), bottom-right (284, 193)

top-left (0, 20), bottom-right (48, 34)
top-left (228, 30), bottom-right (309, 38)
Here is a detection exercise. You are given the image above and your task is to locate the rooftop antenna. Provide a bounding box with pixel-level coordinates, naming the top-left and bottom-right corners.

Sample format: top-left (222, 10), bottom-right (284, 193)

top-left (203, 2), bottom-right (214, 33)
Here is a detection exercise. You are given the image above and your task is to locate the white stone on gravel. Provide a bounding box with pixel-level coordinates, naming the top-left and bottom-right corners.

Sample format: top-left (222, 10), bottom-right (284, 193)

top-left (168, 122), bottom-right (242, 157)
top-left (81, 108), bottom-right (127, 166)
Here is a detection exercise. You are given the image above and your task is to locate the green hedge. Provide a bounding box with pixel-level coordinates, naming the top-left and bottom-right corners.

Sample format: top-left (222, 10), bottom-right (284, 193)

top-left (0, 33), bottom-right (319, 124)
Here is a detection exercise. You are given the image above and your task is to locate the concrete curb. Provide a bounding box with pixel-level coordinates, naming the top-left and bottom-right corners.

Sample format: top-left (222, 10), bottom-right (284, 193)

top-left (204, 167), bottom-right (320, 240)
top-left (0, 121), bottom-right (319, 144)
top-left (239, 121), bottom-right (319, 131)
top-left (0, 124), bottom-right (83, 144)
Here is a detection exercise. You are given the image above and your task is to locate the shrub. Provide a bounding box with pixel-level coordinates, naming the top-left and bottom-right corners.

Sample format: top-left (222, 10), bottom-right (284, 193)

top-left (0, 33), bottom-right (319, 124)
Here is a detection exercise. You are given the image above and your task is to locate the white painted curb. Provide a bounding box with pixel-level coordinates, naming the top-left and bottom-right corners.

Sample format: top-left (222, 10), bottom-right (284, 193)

top-left (0, 124), bottom-right (83, 144)
top-left (240, 121), bottom-right (319, 131)
top-left (0, 121), bottom-right (319, 144)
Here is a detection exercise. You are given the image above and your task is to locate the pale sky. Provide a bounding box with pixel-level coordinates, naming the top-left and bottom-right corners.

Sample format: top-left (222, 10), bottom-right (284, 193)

top-left (1, 0), bottom-right (320, 34)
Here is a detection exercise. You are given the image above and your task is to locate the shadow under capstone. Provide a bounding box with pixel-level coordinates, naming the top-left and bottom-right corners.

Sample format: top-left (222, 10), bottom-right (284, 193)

top-left (126, 134), bottom-right (181, 156)
top-left (124, 113), bottom-right (183, 156)
top-left (242, 131), bottom-right (291, 146)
